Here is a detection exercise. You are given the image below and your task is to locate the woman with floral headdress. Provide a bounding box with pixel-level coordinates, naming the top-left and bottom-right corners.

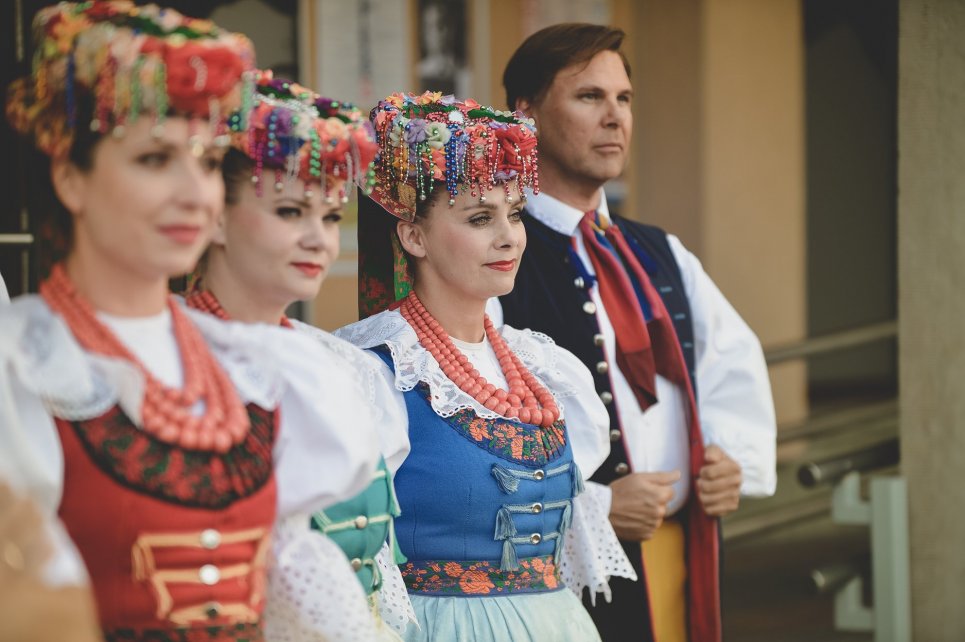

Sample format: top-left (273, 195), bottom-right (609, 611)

top-left (0, 3), bottom-right (381, 640)
top-left (185, 70), bottom-right (415, 641)
top-left (336, 92), bottom-right (636, 641)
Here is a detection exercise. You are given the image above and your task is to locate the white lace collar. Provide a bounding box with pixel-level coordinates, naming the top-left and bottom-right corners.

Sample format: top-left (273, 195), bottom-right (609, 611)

top-left (0, 296), bottom-right (287, 423)
top-left (335, 309), bottom-right (578, 421)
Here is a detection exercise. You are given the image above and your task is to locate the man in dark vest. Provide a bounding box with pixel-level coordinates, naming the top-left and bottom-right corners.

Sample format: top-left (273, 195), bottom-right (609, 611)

top-left (492, 23), bottom-right (777, 642)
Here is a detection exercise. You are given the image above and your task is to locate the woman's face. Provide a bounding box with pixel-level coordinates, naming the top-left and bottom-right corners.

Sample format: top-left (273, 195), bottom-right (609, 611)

top-left (214, 177), bottom-right (342, 309)
top-left (401, 182), bottom-right (526, 303)
top-left (54, 116), bottom-right (225, 281)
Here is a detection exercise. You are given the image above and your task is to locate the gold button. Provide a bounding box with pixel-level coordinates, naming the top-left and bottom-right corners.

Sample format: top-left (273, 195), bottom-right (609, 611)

top-left (600, 391), bottom-right (613, 405)
top-left (574, 277), bottom-right (585, 289)
top-left (532, 502), bottom-right (543, 514)
top-left (350, 557), bottom-right (363, 571)
top-left (593, 333), bottom-right (605, 346)
top-left (614, 463), bottom-right (630, 476)
top-left (609, 429), bottom-right (622, 442)
top-left (199, 564), bottom-right (220, 585)
top-left (533, 469), bottom-right (545, 481)
top-left (204, 601), bottom-right (222, 619)
top-left (583, 301), bottom-right (597, 315)
top-left (596, 361), bottom-right (609, 374)
top-left (354, 515), bottom-right (369, 529)
top-left (530, 533), bottom-right (542, 545)
top-left (199, 529), bottom-right (221, 550)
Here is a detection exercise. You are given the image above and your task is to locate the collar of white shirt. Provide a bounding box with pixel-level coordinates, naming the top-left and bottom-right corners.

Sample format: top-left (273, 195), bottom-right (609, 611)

top-left (524, 189), bottom-right (612, 238)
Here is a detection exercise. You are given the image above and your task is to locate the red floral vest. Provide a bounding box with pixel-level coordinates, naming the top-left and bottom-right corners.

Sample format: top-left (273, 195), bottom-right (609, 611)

top-left (56, 404), bottom-right (278, 642)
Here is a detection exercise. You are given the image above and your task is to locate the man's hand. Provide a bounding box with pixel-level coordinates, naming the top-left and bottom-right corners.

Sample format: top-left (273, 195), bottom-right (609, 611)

top-left (608, 470), bottom-right (681, 541)
top-left (697, 445), bottom-right (742, 517)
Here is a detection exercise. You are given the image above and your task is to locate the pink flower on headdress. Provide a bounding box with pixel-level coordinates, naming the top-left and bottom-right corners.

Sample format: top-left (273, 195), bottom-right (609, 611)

top-left (84, 3), bottom-right (126, 21)
top-left (429, 149), bottom-right (445, 180)
top-left (416, 91), bottom-right (443, 105)
top-left (160, 41), bottom-right (246, 115)
top-left (494, 126), bottom-right (536, 175)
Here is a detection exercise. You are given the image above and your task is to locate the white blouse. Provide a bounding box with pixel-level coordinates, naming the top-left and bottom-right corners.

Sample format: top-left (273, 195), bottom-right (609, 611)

top-left (336, 309), bottom-right (637, 603)
top-left (0, 296), bottom-right (382, 587)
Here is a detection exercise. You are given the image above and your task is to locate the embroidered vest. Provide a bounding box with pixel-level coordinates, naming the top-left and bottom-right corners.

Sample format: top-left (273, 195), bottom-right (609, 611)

top-left (310, 458), bottom-right (402, 596)
top-left (371, 347), bottom-right (583, 597)
top-left (56, 404), bottom-right (278, 642)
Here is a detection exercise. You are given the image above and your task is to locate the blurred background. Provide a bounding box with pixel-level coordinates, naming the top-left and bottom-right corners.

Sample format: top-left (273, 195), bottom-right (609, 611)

top-left (4, 1), bottom-right (960, 640)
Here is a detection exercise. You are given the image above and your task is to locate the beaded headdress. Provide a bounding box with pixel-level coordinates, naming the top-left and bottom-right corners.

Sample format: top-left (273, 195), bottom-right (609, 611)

top-left (6, 1), bottom-right (256, 157)
top-left (227, 70), bottom-right (379, 202)
top-left (367, 91), bottom-right (539, 222)
top-left (358, 91), bottom-right (539, 318)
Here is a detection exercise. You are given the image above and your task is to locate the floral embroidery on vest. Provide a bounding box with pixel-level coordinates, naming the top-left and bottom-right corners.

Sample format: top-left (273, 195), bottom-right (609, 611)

top-left (401, 555), bottom-right (561, 596)
top-left (417, 383), bottom-right (567, 465)
top-left (65, 404), bottom-right (275, 509)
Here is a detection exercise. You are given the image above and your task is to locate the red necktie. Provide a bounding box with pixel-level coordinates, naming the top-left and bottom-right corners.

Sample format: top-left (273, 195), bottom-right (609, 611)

top-left (579, 211), bottom-right (721, 641)
top-left (578, 211), bottom-right (690, 409)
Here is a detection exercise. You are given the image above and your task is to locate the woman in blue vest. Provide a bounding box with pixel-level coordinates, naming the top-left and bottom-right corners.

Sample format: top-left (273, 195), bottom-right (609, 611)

top-left (336, 92), bottom-right (635, 641)
top-left (184, 71), bottom-right (415, 640)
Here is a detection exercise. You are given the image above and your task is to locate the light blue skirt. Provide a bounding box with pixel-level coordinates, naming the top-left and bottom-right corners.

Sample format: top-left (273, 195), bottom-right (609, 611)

top-left (403, 589), bottom-right (601, 642)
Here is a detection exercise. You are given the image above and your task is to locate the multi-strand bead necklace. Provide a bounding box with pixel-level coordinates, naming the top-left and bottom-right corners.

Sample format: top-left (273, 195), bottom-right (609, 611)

top-left (398, 290), bottom-right (560, 427)
top-left (40, 264), bottom-right (250, 453)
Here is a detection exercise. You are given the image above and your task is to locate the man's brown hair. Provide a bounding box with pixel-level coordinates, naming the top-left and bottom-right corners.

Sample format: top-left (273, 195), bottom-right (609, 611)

top-left (503, 23), bottom-right (630, 111)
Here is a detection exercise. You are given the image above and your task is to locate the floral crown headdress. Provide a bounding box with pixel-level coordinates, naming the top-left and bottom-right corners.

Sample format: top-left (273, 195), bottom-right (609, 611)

top-left (227, 70), bottom-right (378, 202)
top-left (367, 91), bottom-right (539, 222)
top-left (6, 0), bottom-right (256, 157)
top-left (358, 91), bottom-right (539, 318)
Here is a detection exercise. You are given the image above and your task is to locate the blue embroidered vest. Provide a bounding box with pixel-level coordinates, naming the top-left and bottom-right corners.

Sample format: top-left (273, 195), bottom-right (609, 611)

top-left (371, 347), bottom-right (583, 597)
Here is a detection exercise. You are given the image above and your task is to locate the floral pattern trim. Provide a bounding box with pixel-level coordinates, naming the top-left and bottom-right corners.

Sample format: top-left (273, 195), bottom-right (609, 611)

top-left (417, 383), bottom-right (568, 465)
top-left (104, 622), bottom-right (263, 642)
top-left (62, 404), bottom-right (275, 510)
top-left (401, 555), bottom-right (562, 596)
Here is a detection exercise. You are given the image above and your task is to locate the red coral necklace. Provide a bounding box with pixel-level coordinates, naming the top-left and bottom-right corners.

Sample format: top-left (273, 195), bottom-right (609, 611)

top-left (40, 264), bottom-right (250, 453)
top-left (185, 289), bottom-right (293, 328)
top-left (399, 290), bottom-right (560, 427)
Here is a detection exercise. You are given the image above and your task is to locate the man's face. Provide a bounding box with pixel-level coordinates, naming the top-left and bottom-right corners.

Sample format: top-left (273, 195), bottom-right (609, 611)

top-left (523, 50), bottom-right (633, 192)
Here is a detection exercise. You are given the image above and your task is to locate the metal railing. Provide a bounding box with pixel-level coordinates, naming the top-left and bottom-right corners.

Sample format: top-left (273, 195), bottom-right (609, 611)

top-left (764, 320), bottom-right (897, 365)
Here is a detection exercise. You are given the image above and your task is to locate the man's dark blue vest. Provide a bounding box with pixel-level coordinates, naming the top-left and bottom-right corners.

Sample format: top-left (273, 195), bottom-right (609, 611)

top-left (499, 210), bottom-right (699, 641)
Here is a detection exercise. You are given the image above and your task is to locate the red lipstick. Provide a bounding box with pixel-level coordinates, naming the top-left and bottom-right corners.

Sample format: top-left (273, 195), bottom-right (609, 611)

top-left (292, 262), bottom-right (323, 277)
top-left (158, 224), bottom-right (201, 245)
top-left (485, 260), bottom-right (516, 272)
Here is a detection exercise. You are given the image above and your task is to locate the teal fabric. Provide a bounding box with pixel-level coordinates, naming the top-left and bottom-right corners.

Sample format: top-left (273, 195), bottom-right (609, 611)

top-left (403, 590), bottom-right (601, 642)
top-left (312, 458), bottom-right (399, 595)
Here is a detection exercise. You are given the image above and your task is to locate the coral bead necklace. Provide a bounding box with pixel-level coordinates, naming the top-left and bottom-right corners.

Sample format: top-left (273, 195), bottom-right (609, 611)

top-left (398, 290), bottom-right (560, 427)
top-left (185, 289), bottom-right (294, 328)
top-left (39, 264), bottom-right (250, 453)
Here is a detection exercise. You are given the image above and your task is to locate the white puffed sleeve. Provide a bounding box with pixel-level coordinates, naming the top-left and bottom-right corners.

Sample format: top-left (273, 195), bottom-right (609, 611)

top-left (542, 345), bottom-right (637, 603)
top-left (0, 299), bottom-right (99, 586)
top-left (290, 321), bottom-right (410, 475)
top-left (546, 344), bottom-right (610, 477)
top-left (264, 513), bottom-right (379, 641)
top-left (189, 311), bottom-right (382, 516)
top-left (668, 235), bottom-right (777, 497)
